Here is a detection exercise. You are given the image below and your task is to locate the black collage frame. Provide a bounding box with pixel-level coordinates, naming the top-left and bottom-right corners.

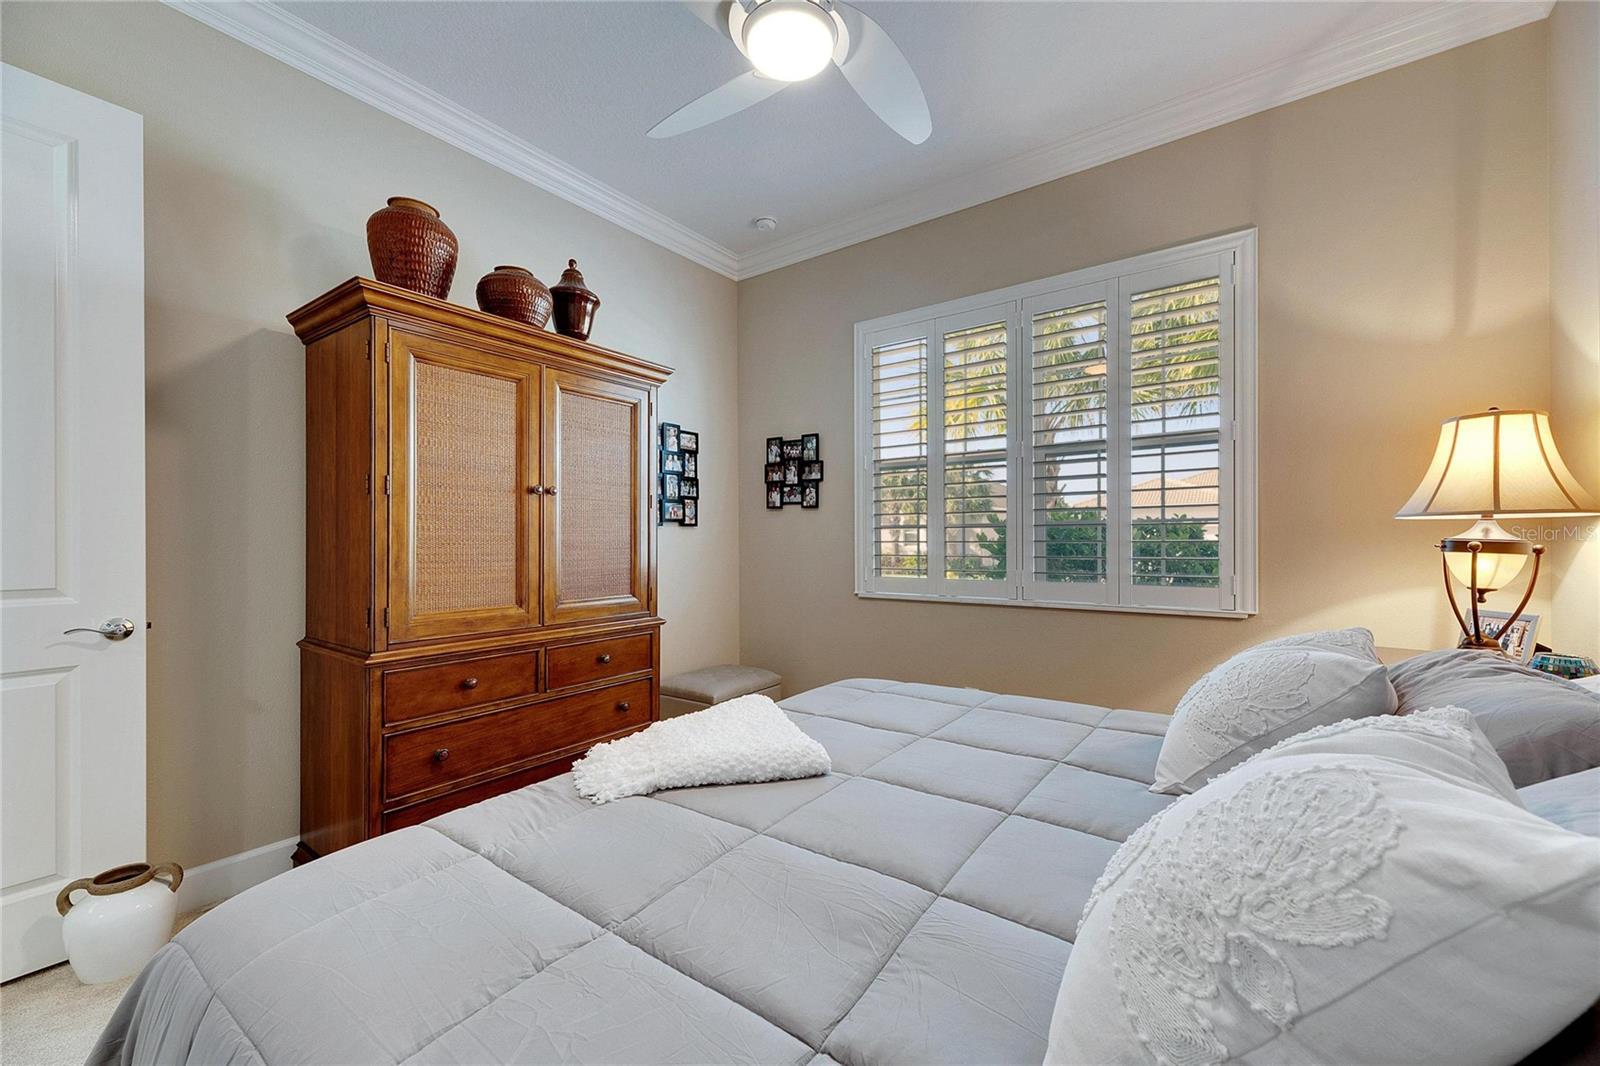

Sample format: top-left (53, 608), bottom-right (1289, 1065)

top-left (659, 423), bottom-right (699, 526)
top-left (764, 433), bottom-right (822, 509)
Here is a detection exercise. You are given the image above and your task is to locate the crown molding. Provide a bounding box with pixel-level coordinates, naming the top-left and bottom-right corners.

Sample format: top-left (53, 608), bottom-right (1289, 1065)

top-left (734, 0), bottom-right (1553, 278)
top-left (168, 0), bottom-right (1549, 283)
top-left (165, 0), bottom-right (741, 279)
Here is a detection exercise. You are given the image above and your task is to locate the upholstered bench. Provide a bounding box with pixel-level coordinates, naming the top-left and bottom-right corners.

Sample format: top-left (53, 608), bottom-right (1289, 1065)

top-left (661, 665), bottom-right (783, 718)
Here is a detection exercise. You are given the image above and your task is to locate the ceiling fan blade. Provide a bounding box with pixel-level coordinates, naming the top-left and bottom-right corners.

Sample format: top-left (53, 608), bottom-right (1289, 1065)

top-left (648, 70), bottom-right (785, 138)
top-left (835, 3), bottom-right (931, 145)
top-left (683, 1), bottom-right (732, 36)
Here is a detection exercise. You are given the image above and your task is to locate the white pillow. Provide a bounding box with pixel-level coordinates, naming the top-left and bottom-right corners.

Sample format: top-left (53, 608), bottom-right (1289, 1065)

top-left (1151, 641), bottom-right (1397, 794)
top-left (1047, 708), bottom-right (1600, 1066)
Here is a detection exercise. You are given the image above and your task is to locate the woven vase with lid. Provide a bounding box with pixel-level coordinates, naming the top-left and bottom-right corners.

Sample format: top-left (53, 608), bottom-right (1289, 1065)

top-left (550, 259), bottom-right (601, 341)
top-left (56, 861), bottom-right (184, 984)
top-left (366, 197), bottom-right (458, 300)
top-left (475, 265), bottom-right (553, 329)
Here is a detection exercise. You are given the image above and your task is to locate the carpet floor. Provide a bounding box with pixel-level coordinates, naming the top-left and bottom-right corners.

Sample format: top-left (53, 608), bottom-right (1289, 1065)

top-left (0, 909), bottom-right (208, 1066)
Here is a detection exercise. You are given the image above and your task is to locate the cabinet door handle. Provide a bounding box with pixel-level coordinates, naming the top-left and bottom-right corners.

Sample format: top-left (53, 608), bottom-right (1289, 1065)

top-left (433, 748), bottom-right (450, 763)
top-left (527, 485), bottom-right (544, 495)
top-left (545, 485), bottom-right (558, 496)
top-left (615, 702), bottom-right (630, 713)
top-left (597, 654), bottom-right (612, 664)
top-left (461, 677), bottom-right (479, 690)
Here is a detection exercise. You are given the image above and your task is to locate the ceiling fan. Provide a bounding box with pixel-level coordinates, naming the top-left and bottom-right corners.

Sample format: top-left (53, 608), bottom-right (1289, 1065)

top-left (648, 0), bottom-right (931, 144)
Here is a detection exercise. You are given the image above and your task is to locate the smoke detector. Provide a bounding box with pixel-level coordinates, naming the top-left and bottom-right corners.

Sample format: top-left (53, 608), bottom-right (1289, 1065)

top-left (752, 216), bottom-right (779, 232)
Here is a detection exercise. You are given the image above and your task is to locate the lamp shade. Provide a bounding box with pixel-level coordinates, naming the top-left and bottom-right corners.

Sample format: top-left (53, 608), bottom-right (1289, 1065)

top-left (1396, 408), bottom-right (1599, 519)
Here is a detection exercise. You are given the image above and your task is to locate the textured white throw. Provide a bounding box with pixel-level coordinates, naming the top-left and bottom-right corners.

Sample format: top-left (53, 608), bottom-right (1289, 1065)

top-left (572, 694), bottom-right (831, 804)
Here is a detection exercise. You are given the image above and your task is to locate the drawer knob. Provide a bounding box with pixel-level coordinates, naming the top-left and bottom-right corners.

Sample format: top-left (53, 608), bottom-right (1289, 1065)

top-left (615, 701), bottom-right (630, 713)
top-left (597, 653), bottom-right (612, 665)
top-left (433, 748), bottom-right (450, 763)
top-left (461, 676), bottom-right (479, 690)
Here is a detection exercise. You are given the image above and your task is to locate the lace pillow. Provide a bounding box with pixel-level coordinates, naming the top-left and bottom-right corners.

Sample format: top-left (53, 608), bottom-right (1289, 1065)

top-left (1151, 645), bottom-right (1397, 794)
top-left (1047, 709), bottom-right (1600, 1066)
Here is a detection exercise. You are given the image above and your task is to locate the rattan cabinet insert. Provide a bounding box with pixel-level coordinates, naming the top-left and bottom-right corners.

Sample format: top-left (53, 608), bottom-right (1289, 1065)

top-left (289, 278), bottom-right (669, 862)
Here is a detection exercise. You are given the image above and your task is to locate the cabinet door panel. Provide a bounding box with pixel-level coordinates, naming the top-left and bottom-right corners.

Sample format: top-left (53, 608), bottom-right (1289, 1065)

top-left (543, 371), bottom-right (650, 624)
top-left (389, 331), bottom-right (539, 641)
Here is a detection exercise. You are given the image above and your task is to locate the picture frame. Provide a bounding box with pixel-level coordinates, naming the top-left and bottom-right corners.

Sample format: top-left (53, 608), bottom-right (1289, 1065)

top-left (801, 460), bottom-right (823, 482)
top-left (781, 438), bottom-right (803, 460)
top-left (1468, 610), bottom-right (1541, 664)
top-left (767, 485), bottom-right (783, 509)
top-left (782, 484), bottom-right (802, 505)
top-left (766, 437), bottom-right (784, 464)
top-left (659, 422), bottom-right (701, 527)
top-left (783, 459), bottom-right (800, 485)
top-left (682, 499), bottom-right (698, 526)
top-left (802, 482), bottom-right (820, 509)
top-left (765, 462), bottom-right (783, 484)
top-left (802, 433), bottom-right (820, 462)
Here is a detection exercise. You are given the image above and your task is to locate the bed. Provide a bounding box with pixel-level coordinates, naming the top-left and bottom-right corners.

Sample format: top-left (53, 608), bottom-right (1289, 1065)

top-left (91, 678), bottom-right (1180, 1065)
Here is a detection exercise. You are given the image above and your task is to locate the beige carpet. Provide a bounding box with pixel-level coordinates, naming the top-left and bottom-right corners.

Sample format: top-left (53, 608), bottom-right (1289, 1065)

top-left (0, 909), bottom-right (208, 1066)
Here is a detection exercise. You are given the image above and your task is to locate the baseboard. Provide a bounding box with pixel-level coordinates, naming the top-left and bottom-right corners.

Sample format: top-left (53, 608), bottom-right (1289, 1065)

top-left (173, 835), bottom-right (298, 914)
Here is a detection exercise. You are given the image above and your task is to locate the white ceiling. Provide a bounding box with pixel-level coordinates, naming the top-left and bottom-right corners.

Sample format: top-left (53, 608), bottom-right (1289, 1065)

top-left (178, 1), bottom-right (1550, 278)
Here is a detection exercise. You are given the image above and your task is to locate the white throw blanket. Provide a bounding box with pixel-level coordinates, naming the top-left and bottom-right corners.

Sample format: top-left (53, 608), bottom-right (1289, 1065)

top-left (572, 694), bottom-right (831, 804)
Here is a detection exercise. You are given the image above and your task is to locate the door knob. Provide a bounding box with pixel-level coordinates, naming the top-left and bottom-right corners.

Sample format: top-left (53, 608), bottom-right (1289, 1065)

top-left (62, 618), bottom-right (136, 641)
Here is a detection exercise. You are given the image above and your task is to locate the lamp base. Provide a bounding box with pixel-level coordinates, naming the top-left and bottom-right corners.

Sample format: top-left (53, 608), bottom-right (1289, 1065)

top-left (1457, 632), bottom-right (1507, 652)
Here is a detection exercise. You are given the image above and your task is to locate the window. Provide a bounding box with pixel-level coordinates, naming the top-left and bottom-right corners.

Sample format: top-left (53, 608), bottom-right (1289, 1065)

top-left (854, 231), bottom-right (1256, 616)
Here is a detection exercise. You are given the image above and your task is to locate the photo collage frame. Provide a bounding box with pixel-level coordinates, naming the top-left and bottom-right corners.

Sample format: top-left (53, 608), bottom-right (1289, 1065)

top-left (659, 423), bottom-right (699, 526)
top-left (765, 433), bottom-right (822, 509)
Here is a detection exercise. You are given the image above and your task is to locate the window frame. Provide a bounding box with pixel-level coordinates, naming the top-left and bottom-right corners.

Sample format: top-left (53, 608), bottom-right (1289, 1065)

top-left (853, 229), bottom-right (1258, 618)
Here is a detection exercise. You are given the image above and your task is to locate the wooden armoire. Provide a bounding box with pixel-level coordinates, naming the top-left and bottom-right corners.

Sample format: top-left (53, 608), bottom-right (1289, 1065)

top-left (289, 277), bottom-right (669, 862)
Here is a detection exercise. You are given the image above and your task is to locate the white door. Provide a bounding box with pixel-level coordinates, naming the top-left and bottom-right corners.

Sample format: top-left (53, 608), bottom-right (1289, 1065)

top-left (1, 64), bottom-right (145, 981)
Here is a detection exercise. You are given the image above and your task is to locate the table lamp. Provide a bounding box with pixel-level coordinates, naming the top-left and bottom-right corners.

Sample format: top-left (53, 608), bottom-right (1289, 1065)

top-left (1397, 408), bottom-right (1598, 650)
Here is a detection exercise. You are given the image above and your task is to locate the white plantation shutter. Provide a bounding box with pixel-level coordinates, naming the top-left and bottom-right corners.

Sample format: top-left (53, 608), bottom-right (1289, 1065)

top-left (867, 328), bottom-right (931, 588)
top-left (856, 233), bottom-right (1253, 615)
top-left (1022, 282), bottom-right (1115, 605)
top-left (1118, 256), bottom-right (1234, 610)
top-left (940, 312), bottom-right (1009, 585)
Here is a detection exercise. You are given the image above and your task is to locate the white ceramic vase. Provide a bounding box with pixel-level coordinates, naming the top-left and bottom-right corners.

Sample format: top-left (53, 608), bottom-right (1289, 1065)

top-left (56, 862), bottom-right (183, 984)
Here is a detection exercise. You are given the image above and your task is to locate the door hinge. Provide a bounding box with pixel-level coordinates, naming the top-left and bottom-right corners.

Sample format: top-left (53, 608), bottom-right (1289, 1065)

top-left (365, 606), bottom-right (372, 629)
top-left (364, 473), bottom-right (371, 495)
top-left (384, 337), bottom-right (392, 364)
top-left (384, 474), bottom-right (392, 495)
top-left (382, 607), bottom-right (389, 628)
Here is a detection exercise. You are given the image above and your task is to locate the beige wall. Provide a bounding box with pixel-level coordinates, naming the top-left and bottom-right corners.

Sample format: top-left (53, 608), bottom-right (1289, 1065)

top-left (3, 2), bottom-right (740, 869)
top-left (1548, 1), bottom-right (1600, 654)
top-left (737, 25), bottom-right (1556, 712)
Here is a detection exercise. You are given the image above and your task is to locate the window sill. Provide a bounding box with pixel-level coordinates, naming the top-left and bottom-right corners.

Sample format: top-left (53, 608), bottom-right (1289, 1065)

top-left (853, 588), bottom-right (1256, 619)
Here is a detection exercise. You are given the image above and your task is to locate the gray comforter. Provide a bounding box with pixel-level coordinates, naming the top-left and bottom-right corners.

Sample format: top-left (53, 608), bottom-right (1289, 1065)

top-left (91, 679), bottom-right (1178, 1065)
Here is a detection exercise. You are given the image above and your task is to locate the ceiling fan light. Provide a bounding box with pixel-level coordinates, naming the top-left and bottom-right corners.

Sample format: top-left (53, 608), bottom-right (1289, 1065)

top-left (744, 1), bottom-right (836, 83)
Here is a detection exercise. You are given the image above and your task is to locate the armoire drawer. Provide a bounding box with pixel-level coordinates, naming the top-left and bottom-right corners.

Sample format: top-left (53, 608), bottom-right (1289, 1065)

top-left (384, 679), bottom-right (651, 800)
top-left (546, 634), bottom-right (652, 690)
top-left (383, 649), bottom-right (540, 726)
